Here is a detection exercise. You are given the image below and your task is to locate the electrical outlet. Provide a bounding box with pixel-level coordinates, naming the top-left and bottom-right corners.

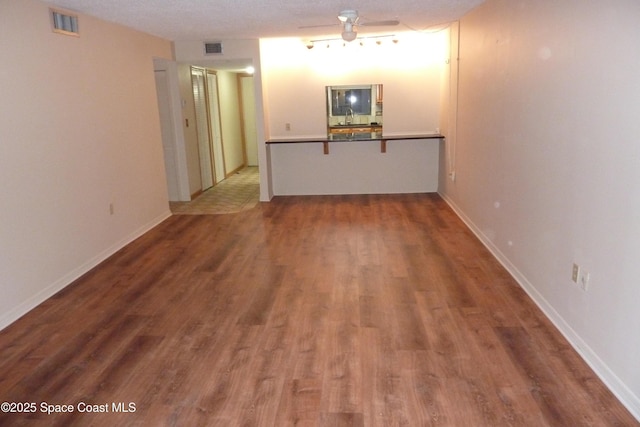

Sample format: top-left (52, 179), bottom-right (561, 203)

top-left (285, 123), bottom-right (291, 131)
top-left (571, 263), bottom-right (580, 283)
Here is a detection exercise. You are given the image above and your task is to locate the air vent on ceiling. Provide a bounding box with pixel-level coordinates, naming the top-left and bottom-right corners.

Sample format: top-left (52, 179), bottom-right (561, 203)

top-left (50, 9), bottom-right (79, 36)
top-left (204, 42), bottom-right (223, 55)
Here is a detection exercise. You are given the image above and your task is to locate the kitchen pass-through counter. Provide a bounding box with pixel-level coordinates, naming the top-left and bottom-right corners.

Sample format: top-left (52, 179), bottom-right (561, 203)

top-left (266, 133), bottom-right (444, 196)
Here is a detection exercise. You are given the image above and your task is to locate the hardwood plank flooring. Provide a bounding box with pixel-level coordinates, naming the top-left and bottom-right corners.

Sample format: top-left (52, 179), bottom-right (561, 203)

top-left (0, 194), bottom-right (637, 426)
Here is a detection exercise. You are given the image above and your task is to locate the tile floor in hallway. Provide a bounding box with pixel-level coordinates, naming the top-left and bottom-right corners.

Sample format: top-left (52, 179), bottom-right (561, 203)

top-left (169, 166), bottom-right (260, 215)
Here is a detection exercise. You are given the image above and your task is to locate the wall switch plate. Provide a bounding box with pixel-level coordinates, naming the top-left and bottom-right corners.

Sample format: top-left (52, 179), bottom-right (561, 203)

top-left (572, 263), bottom-right (580, 283)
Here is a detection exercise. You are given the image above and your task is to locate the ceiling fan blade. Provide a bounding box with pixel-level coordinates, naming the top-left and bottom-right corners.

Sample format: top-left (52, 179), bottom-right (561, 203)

top-left (298, 23), bottom-right (340, 29)
top-left (360, 19), bottom-right (400, 27)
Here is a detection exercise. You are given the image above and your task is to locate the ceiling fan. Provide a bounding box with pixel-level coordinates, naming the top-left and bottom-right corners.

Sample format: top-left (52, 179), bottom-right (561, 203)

top-left (300, 9), bottom-right (399, 42)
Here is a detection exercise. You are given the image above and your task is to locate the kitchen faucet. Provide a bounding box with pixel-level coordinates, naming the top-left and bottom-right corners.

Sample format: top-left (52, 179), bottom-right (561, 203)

top-left (345, 107), bottom-right (354, 125)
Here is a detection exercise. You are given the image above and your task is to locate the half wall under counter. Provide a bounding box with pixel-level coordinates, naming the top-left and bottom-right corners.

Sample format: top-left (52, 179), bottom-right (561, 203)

top-left (266, 134), bottom-right (443, 196)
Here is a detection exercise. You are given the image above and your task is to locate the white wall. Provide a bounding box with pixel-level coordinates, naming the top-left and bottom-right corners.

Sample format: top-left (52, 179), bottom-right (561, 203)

top-left (259, 33), bottom-right (446, 138)
top-left (439, 0), bottom-right (640, 418)
top-left (0, 0), bottom-right (173, 329)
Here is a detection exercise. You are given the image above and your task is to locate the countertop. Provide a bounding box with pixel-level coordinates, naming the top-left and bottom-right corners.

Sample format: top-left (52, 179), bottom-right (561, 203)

top-left (266, 133), bottom-right (443, 144)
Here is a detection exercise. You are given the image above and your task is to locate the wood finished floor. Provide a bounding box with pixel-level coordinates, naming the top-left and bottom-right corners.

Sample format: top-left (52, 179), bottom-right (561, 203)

top-left (0, 194), bottom-right (636, 426)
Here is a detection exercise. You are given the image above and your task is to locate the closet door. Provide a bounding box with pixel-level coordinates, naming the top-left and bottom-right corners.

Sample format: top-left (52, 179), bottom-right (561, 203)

top-left (206, 71), bottom-right (226, 183)
top-left (191, 68), bottom-right (214, 191)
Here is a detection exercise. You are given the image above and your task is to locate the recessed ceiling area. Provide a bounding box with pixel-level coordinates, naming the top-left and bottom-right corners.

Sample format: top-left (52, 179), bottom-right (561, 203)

top-left (45, 0), bottom-right (484, 41)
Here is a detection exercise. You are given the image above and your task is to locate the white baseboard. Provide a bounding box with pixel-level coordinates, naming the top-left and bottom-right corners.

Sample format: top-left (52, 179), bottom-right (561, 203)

top-left (439, 192), bottom-right (640, 422)
top-left (0, 210), bottom-right (172, 331)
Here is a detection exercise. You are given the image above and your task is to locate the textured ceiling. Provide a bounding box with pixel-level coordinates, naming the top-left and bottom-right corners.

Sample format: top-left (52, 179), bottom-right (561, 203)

top-left (45, 0), bottom-right (484, 41)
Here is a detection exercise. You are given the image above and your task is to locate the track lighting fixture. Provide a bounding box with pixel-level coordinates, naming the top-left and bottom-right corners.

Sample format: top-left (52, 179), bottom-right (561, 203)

top-left (304, 35), bottom-right (399, 49)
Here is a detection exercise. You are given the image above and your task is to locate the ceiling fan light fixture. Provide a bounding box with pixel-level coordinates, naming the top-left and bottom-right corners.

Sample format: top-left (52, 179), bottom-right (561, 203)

top-left (341, 21), bottom-right (357, 42)
top-left (341, 29), bottom-right (357, 42)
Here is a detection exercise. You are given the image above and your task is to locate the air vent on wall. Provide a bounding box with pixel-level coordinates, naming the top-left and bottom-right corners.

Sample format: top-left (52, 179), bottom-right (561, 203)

top-left (204, 42), bottom-right (223, 55)
top-left (50, 9), bottom-right (79, 36)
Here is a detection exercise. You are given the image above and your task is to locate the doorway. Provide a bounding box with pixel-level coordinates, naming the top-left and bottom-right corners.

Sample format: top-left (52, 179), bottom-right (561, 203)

top-left (154, 60), bottom-right (262, 204)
